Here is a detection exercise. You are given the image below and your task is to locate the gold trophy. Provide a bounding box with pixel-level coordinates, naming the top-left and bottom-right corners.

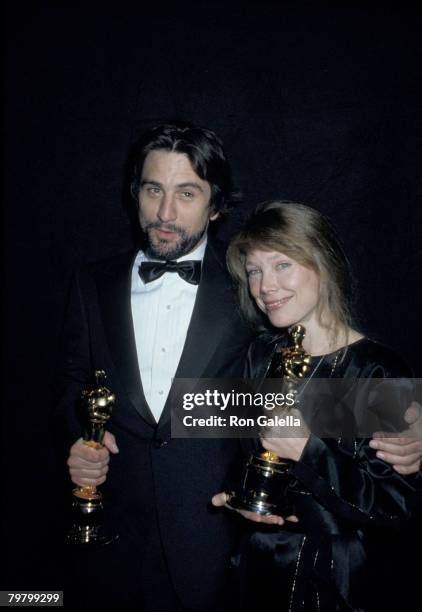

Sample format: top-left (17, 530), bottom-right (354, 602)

top-left (227, 325), bottom-right (310, 515)
top-left (67, 370), bottom-right (118, 546)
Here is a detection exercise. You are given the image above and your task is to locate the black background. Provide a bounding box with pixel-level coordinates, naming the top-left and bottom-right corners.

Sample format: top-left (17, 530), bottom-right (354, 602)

top-left (3, 0), bottom-right (421, 606)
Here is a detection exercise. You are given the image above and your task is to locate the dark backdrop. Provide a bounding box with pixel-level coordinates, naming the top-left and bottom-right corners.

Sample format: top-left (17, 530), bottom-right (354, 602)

top-left (3, 0), bottom-right (421, 605)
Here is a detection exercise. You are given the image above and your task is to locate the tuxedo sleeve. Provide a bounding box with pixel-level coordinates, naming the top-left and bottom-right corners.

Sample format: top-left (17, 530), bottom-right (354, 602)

top-left (54, 271), bottom-right (92, 446)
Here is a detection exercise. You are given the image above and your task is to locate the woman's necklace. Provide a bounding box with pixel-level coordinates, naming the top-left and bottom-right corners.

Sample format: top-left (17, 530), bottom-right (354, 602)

top-left (330, 351), bottom-right (340, 376)
top-left (294, 348), bottom-right (342, 403)
top-left (267, 326), bottom-right (344, 386)
top-left (294, 355), bottom-right (324, 401)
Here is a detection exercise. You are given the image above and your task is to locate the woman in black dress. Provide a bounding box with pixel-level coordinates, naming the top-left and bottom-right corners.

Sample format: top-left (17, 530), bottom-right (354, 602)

top-left (213, 201), bottom-right (420, 611)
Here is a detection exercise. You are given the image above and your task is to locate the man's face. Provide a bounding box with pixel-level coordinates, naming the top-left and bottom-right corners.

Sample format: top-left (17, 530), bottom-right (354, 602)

top-left (137, 150), bottom-right (218, 260)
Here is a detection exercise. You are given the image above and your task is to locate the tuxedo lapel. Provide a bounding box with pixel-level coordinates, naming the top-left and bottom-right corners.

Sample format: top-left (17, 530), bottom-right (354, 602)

top-left (158, 239), bottom-right (233, 427)
top-left (174, 241), bottom-right (230, 379)
top-left (95, 251), bottom-right (156, 427)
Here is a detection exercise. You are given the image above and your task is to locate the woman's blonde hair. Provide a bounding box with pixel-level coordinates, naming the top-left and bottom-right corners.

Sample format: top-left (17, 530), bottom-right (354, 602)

top-left (227, 201), bottom-right (355, 342)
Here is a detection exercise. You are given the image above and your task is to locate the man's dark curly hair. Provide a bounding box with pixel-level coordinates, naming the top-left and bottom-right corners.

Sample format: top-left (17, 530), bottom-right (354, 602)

top-left (130, 121), bottom-right (235, 214)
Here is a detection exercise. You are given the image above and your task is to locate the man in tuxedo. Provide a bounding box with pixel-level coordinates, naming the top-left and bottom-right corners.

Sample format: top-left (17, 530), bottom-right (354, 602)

top-left (59, 122), bottom-right (253, 612)
top-left (61, 122), bottom-right (421, 611)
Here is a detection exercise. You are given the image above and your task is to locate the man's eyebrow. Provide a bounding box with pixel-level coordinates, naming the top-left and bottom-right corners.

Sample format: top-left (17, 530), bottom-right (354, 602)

top-left (176, 182), bottom-right (204, 192)
top-left (140, 180), bottom-right (204, 192)
top-left (140, 179), bottom-right (162, 187)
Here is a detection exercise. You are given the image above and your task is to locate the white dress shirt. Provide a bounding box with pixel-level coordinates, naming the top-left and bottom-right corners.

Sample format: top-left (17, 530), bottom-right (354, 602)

top-left (131, 239), bottom-right (206, 422)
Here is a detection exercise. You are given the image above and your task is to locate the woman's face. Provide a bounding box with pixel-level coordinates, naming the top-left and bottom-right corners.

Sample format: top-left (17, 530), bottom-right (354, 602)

top-left (245, 249), bottom-right (321, 329)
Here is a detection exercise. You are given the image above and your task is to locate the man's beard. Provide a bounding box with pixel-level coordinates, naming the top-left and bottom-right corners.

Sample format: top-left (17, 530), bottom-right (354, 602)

top-left (142, 222), bottom-right (206, 260)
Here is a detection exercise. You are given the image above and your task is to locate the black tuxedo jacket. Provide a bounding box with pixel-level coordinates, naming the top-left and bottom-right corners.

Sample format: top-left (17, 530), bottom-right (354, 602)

top-left (57, 238), bottom-right (253, 609)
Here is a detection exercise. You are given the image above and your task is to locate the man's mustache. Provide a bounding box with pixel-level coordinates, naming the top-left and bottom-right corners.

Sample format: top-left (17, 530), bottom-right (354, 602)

top-left (145, 222), bottom-right (185, 235)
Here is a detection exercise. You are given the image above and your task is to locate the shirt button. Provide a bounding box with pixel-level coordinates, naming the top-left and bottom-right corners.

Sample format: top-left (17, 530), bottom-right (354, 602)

top-left (153, 438), bottom-right (168, 449)
top-left (166, 305), bottom-right (171, 310)
top-left (158, 390), bottom-right (164, 395)
top-left (161, 347), bottom-right (166, 353)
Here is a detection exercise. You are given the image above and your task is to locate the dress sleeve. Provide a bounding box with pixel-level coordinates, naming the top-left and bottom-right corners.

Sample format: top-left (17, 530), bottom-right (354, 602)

top-left (290, 374), bottom-right (421, 526)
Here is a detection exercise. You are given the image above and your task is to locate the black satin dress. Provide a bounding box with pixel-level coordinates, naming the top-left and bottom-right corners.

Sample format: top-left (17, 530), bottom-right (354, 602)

top-left (233, 336), bottom-right (421, 612)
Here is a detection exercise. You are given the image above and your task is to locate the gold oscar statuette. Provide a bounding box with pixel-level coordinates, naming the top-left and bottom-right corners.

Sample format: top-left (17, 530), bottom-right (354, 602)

top-left (67, 370), bottom-right (118, 546)
top-left (227, 325), bottom-right (311, 515)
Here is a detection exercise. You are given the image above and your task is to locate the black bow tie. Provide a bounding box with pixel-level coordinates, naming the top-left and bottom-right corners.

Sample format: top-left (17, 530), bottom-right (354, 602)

top-left (138, 260), bottom-right (202, 285)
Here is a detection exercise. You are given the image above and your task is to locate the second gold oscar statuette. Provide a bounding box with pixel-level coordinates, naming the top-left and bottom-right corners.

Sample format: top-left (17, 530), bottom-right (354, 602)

top-left (226, 324), bottom-right (311, 515)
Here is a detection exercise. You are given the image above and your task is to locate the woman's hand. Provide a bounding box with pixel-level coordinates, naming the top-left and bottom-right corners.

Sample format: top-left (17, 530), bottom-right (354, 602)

top-left (260, 407), bottom-right (310, 462)
top-left (260, 435), bottom-right (309, 462)
top-left (211, 492), bottom-right (299, 526)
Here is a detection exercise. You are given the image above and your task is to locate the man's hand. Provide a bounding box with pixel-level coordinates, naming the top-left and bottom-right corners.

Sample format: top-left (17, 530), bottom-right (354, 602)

top-left (211, 492), bottom-right (299, 526)
top-left (369, 402), bottom-right (422, 475)
top-left (67, 431), bottom-right (119, 487)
